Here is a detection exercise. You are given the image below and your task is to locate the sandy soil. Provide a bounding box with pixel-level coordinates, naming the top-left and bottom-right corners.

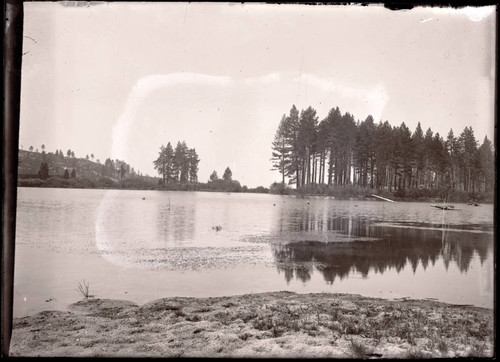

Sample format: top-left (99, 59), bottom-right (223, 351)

top-left (9, 291), bottom-right (494, 358)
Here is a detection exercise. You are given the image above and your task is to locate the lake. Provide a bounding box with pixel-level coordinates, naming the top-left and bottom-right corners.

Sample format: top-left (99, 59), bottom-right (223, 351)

top-left (13, 187), bottom-right (494, 317)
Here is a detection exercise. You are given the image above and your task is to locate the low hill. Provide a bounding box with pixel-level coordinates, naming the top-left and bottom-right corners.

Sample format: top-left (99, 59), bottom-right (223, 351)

top-left (17, 150), bottom-right (159, 189)
top-left (16, 150), bottom-right (270, 193)
top-left (18, 150), bottom-right (108, 180)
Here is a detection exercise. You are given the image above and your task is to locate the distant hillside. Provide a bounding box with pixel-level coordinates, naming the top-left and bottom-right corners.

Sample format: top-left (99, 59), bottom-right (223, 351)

top-left (18, 150), bottom-right (107, 180)
top-left (16, 150), bottom-right (271, 193)
top-left (17, 150), bottom-right (159, 187)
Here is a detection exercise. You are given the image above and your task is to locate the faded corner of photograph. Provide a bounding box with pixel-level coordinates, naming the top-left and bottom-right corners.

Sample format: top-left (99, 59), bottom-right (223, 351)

top-left (9, 1), bottom-right (495, 359)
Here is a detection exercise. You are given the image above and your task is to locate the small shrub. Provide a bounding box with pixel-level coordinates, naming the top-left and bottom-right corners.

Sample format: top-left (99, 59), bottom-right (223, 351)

top-left (345, 323), bottom-right (363, 335)
top-left (271, 322), bottom-right (283, 338)
top-left (240, 311), bottom-right (258, 323)
top-left (252, 316), bottom-right (273, 331)
top-left (213, 311), bottom-right (232, 325)
top-left (467, 342), bottom-right (488, 357)
top-left (438, 339), bottom-right (448, 355)
top-left (77, 280), bottom-right (93, 300)
top-left (186, 314), bottom-right (200, 322)
top-left (348, 339), bottom-right (371, 359)
top-left (238, 332), bottom-right (252, 341)
top-left (393, 188), bottom-right (406, 198)
top-left (372, 329), bottom-right (384, 344)
top-left (174, 308), bottom-right (186, 318)
top-left (193, 306), bottom-right (211, 313)
top-left (269, 182), bottom-right (292, 195)
top-left (405, 349), bottom-right (428, 359)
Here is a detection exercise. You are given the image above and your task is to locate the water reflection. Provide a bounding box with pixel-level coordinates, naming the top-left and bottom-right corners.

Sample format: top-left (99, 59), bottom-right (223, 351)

top-left (285, 207), bottom-right (380, 238)
top-left (157, 203), bottom-right (196, 245)
top-left (272, 217), bottom-right (492, 284)
top-left (14, 189), bottom-right (495, 314)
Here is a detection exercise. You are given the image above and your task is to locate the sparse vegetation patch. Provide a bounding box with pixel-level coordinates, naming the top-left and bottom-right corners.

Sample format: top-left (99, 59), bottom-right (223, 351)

top-left (9, 292), bottom-right (494, 358)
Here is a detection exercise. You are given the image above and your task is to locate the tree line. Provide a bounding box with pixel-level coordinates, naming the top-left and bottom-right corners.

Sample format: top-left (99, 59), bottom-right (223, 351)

top-left (153, 141), bottom-right (200, 186)
top-left (152, 143), bottom-right (256, 193)
top-left (206, 166), bottom-right (243, 192)
top-left (271, 105), bottom-right (494, 196)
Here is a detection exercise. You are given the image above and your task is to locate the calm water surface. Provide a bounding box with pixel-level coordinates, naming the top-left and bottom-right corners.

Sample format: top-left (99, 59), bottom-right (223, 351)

top-left (14, 187), bottom-right (494, 317)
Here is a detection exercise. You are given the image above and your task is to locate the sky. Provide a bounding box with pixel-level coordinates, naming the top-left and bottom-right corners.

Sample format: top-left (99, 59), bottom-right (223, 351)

top-left (19, 2), bottom-right (496, 188)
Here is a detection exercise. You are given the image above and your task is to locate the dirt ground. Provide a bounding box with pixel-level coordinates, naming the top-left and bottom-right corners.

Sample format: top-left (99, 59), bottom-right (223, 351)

top-left (9, 291), bottom-right (494, 358)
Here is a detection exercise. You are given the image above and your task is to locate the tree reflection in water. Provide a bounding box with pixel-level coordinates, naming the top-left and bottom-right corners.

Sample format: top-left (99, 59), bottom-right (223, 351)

top-left (157, 203), bottom-right (196, 245)
top-left (272, 215), bottom-right (491, 284)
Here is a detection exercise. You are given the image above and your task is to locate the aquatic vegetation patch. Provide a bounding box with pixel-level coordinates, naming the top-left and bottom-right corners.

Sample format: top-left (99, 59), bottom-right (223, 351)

top-left (123, 245), bottom-right (274, 271)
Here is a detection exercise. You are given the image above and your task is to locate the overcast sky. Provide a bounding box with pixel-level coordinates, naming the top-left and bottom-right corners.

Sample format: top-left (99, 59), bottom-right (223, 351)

top-left (19, 2), bottom-right (496, 188)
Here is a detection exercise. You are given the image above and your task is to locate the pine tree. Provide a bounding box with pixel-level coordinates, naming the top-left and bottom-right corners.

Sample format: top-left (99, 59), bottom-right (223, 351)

top-left (164, 142), bottom-right (175, 183)
top-left (412, 122), bottom-right (425, 188)
top-left (477, 136), bottom-right (494, 192)
top-left (38, 162), bottom-right (49, 180)
top-left (374, 121), bottom-right (393, 189)
top-left (173, 141), bottom-right (188, 182)
top-left (119, 163), bottom-right (126, 180)
top-left (153, 145), bottom-right (168, 186)
top-left (271, 114), bottom-right (292, 184)
top-left (209, 170), bottom-right (219, 181)
top-left (459, 126), bottom-right (478, 192)
top-left (223, 167), bottom-right (232, 181)
top-left (353, 115), bottom-right (376, 187)
top-left (179, 141), bottom-right (190, 183)
top-left (297, 106), bottom-right (318, 186)
top-left (398, 122), bottom-right (413, 189)
top-left (323, 107), bottom-right (343, 185)
top-left (187, 148), bottom-right (200, 183)
top-left (445, 129), bottom-right (460, 189)
top-left (284, 105), bottom-right (301, 186)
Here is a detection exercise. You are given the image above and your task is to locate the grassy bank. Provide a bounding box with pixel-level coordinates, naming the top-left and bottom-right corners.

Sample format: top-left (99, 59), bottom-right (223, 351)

top-left (9, 292), bottom-right (494, 358)
top-left (269, 182), bottom-right (494, 203)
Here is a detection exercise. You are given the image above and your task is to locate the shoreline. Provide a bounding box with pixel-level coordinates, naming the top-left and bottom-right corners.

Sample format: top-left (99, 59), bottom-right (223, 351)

top-left (9, 291), bottom-right (494, 358)
top-left (16, 184), bottom-right (495, 205)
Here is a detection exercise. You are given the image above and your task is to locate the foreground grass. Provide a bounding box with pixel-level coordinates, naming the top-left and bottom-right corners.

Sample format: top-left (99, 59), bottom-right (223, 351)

top-left (10, 292), bottom-right (494, 358)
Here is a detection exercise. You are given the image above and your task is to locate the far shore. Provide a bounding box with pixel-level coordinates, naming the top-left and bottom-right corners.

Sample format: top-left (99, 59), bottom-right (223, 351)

top-left (16, 182), bottom-right (494, 205)
top-left (9, 291), bottom-right (494, 358)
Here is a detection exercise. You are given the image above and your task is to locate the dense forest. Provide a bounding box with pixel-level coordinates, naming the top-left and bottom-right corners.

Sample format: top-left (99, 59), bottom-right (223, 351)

top-left (271, 105), bottom-right (494, 200)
